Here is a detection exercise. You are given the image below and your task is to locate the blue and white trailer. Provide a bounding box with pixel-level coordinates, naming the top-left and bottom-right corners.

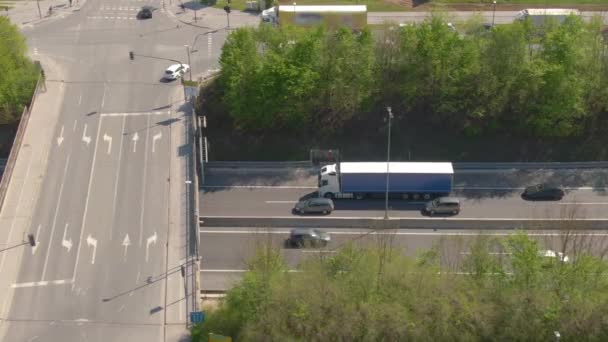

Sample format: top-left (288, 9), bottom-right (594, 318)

top-left (318, 162), bottom-right (454, 200)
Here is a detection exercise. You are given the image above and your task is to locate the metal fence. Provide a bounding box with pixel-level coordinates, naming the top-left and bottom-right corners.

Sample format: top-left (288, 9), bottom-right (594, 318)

top-left (0, 63), bottom-right (44, 213)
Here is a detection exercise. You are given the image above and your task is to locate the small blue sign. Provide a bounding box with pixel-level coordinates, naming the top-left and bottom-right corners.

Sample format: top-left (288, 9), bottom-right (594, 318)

top-left (190, 311), bottom-right (205, 324)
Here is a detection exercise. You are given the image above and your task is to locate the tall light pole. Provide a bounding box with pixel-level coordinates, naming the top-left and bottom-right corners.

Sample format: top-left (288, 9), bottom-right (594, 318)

top-left (293, 2), bottom-right (296, 16)
top-left (184, 45), bottom-right (192, 81)
top-left (384, 106), bottom-right (393, 220)
top-left (492, 1), bottom-right (497, 27)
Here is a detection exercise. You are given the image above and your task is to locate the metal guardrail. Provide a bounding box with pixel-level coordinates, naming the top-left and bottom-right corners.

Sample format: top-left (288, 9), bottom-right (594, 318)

top-left (199, 216), bottom-right (608, 230)
top-left (204, 160), bottom-right (608, 170)
top-left (0, 64), bottom-right (43, 213)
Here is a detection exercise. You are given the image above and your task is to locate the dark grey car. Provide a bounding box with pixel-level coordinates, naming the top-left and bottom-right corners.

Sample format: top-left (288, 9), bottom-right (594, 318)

top-left (424, 197), bottom-right (460, 215)
top-left (285, 228), bottom-right (330, 248)
top-left (293, 198), bottom-right (334, 215)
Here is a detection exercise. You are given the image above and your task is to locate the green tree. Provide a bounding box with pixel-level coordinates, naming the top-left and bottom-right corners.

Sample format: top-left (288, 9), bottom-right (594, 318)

top-left (0, 17), bottom-right (39, 124)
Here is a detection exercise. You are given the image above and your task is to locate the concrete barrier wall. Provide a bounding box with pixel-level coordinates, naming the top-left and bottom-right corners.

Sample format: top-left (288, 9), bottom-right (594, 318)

top-left (200, 216), bottom-right (608, 230)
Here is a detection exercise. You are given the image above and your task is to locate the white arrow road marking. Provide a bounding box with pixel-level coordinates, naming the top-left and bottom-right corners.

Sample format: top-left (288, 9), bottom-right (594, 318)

top-left (122, 234), bottom-right (131, 262)
top-left (132, 132), bottom-right (139, 152)
top-left (103, 134), bottom-right (112, 154)
top-left (61, 223), bottom-right (72, 253)
top-left (82, 124), bottom-right (91, 145)
top-left (56, 125), bottom-right (65, 146)
top-left (32, 224), bottom-right (42, 255)
top-left (145, 232), bottom-right (157, 262)
top-left (152, 132), bottom-right (162, 153)
top-left (86, 235), bottom-right (97, 264)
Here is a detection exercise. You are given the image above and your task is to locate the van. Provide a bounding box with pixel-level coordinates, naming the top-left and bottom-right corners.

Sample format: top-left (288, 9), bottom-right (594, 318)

top-left (424, 197), bottom-right (460, 216)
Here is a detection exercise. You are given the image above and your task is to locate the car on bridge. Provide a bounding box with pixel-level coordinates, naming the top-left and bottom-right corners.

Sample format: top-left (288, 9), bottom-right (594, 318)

top-left (522, 184), bottom-right (564, 201)
top-left (285, 228), bottom-right (331, 248)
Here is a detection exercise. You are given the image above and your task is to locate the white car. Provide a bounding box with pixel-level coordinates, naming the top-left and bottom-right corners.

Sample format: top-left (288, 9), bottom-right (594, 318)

top-left (163, 63), bottom-right (190, 80)
top-left (540, 250), bottom-right (570, 263)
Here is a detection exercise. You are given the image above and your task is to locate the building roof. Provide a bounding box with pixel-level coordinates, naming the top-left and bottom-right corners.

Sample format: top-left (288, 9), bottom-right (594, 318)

top-left (278, 5), bottom-right (367, 13)
top-left (340, 162), bottom-right (454, 174)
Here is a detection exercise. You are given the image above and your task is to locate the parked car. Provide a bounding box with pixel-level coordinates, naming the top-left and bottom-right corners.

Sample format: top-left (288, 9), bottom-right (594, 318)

top-left (137, 6), bottom-right (153, 19)
top-left (293, 198), bottom-right (334, 215)
top-left (522, 184), bottom-right (564, 201)
top-left (285, 228), bottom-right (330, 248)
top-left (424, 197), bottom-right (460, 216)
top-left (163, 63), bottom-right (190, 81)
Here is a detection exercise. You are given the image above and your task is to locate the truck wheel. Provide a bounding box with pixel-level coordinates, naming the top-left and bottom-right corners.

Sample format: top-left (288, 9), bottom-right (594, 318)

top-left (324, 193), bottom-right (334, 199)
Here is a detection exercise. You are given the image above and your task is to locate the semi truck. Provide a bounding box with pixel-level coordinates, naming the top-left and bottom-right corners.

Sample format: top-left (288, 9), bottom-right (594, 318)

top-left (318, 162), bottom-right (454, 200)
top-left (261, 5), bottom-right (367, 30)
top-left (514, 8), bottom-right (580, 26)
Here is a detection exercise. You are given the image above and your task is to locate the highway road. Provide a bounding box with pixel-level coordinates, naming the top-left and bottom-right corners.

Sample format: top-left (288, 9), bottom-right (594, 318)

top-left (200, 167), bottom-right (608, 220)
top-left (0, 1), bottom-right (218, 341)
top-left (199, 226), bottom-right (608, 291)
top-left (368, 10), bottom-right (608, 25)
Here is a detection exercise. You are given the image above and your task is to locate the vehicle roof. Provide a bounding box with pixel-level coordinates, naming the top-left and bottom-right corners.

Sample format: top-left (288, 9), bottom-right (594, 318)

top-left (278, 5), bottom-right (367, 13)
top-left (308, 197), bottom-right (332, 204)
top-left (437, 197), bottom-right (460, 204)
top-left (291, 228), bottom-right (324, 235)
top-left (340, 162), bottom-right (453, 174)
top-left (166, 64), bottom-right (183, 71)
top-left (520, 8), bottom-right (580, 15)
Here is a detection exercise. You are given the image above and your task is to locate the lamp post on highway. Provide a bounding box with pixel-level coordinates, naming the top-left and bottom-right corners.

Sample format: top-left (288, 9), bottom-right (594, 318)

top-left (384, 106), bottom-right (393, 220)
top-left (492, 0), bottom-right (497, 27)
top-left (293, 2), bottom-right (296, 15)
top-left (184, 45), bottom-right (192, 81)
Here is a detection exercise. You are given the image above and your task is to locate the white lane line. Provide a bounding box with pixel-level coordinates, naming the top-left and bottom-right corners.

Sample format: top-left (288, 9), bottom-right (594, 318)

top-left (61, 223), bottom-right (73, 253)
top-left (145, 232), bottom-right (157, 263)
top-left (138, 115), bottom-right (151, 247)
top-left (109, 116), bottom-right (127, 240)
top-left (41, 153), bottom-right (72, 281)
top-left (100, 111), bottom-right (169, 117)
top-left (199, 229), bottom-right (608, 237)
top-left (86, 234), bottom-right (97, 264)
top-left (202, 185), bottom-right (317, 189)
top-left (81, 123), bottom-right (91, 145)
top-left (560, 202), bottom-right (608, 205)
top-left (151, 131), bottom-right (161, 153)
top-left (110, 116), bottom-right (127, 240)
top-left (73, 120), bottom-right (77, 131)
top-left (78, 93), bottom-right (82, 106)
top-left (103, 133), bottom-right (112, 154)
top-left (72, 116), bottom-right (104, 287)
top-left (265, 200), bottom-right (298, 204)
top-left (100, 83), bottom-right (107, 108)
top-left (199, 215), bottom-right (608, 221)
top-left (12, 279), bottom-right (73, 288)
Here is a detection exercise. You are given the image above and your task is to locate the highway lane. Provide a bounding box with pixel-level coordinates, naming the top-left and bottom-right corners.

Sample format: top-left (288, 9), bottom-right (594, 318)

top-left (199, 227), bottom-right (608, 291)
top-left (199, 167), bottom-right (608, 219)
top-left (0, 0), bottom-right (207, 340)
top-left (200, 187), bottom-right (608, 219)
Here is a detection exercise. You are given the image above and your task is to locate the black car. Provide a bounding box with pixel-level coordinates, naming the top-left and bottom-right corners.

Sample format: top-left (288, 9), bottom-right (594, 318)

top-left (137, 7), bottom-right (153, 19)
top-left (285, 228), bottom-right (330, 248)
top-left (522, 184), bottom-right (564, 201)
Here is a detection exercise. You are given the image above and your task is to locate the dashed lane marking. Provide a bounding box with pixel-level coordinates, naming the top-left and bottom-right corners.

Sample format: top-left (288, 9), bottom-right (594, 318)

top-left (12, 279), bottom-right (73, 288)
top-left (100, 111), bottom-right (169, 117)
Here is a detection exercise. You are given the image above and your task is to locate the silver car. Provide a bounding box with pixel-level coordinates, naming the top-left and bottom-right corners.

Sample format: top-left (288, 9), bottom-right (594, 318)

top-left (293, 198), bottom-right (334, 215)
top-left (424, 197), bottom-right (460, 216)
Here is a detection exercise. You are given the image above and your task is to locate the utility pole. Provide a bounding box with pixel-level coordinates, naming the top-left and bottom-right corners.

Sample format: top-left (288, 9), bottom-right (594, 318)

top-left (36, 0), bottom-right (42, 19)
top-left (384, 106), bottom-right (393, 220)
top-left (223, 5), bottom-right (231, 29)
top-left (185, 45), bottom-right (192, 81)
top-left (492, 1), bottom-right (497, 27)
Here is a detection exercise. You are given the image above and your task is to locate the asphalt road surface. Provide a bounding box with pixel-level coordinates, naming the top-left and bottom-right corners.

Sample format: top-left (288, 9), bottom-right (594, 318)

top-left (200, 167), bottom-right (608, 220)
top-left (368, 11), bottom-right (608, 25)
top-left (0, 1), bottom-right (218, 341)
top-left (199, 227), bottom-right (608, 291)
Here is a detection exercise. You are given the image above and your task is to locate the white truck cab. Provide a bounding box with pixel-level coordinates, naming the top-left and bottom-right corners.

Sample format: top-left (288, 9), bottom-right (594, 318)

top-left (318, 164), bottom-right (340, 198)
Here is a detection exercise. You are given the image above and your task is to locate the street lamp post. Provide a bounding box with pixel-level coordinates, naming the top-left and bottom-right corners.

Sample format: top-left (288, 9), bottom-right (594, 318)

top-left (384, 107), bottom-right (393, 220)
top-left (492, 1), bottom-right (497, 27)
top-left (184, 45), bottom-right (192, 81)
top-left (293, 2), bottom-right (296, 15)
